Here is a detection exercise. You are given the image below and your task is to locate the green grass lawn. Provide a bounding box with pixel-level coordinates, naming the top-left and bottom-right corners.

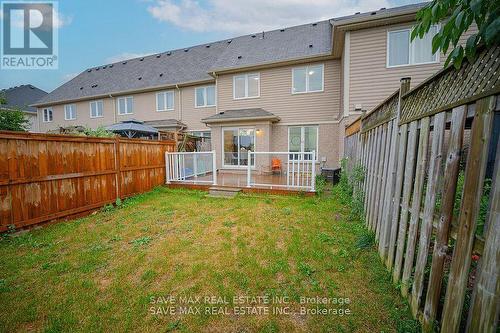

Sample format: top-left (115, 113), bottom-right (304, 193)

top-left (0, 187), bottom-right (418, 332)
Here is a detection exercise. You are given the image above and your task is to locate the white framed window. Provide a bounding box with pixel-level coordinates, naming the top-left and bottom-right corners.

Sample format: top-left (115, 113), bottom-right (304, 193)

top-left (90, 100), bottom-right (103, 118)
top-left (156, 91), bottom-right (174, 112)
top-left (64, 104), bottom-right (76, 120)
top-left (42, 108), bottom-right (53, 122)
top-left (233, 73), bottom-right (260, 99)
top-left (292, 64), bottom-right (324, 94)
top-left (117, 96), bottom-right (134, 115)
top-left (288, 126), bottom-right (319, 161)
top-left (387, 25), bottom-right (439, 67)
top-left (195, 86), bottom-right (216, 108)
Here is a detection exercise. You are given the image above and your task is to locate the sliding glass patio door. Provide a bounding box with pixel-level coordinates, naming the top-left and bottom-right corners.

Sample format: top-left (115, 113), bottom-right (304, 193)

top-left (223, 128), bottom-right (255, 167)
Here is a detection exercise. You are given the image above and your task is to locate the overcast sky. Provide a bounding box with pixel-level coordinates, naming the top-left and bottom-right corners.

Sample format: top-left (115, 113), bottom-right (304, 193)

top-left (0, 0), bottom-right (424, 93)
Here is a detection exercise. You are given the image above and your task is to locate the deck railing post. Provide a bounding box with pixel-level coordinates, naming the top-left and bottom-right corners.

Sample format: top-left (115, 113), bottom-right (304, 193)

top-left (165, 152), bottom-right (171, 184)
top-left (247, 152), bottom-right (252, 187)
top-left (212, 151), bottom-right (217, 185)
top-left (193, 153), bottom-right (198, 179)
top-left (311, 150), bottom-right (316, 192)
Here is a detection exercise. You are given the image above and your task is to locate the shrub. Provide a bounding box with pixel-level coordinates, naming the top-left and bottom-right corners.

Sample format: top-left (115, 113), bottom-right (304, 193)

top-left (315, 175), bottom-right (327, 195)
top-left (337, 158), bottom-right (365, 221)
top-left (0, 109), bottom-right (29, 131)
top-left (83, 126), bottom-right (115, 138)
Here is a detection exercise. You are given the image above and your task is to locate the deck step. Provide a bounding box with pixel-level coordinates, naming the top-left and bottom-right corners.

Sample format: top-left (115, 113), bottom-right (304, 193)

top-left (208, 187), bottom-right (242, 198)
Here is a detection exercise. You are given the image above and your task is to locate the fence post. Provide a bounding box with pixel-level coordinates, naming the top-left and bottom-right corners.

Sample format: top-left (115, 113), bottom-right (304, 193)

top-left (212, 151), bottom-right (217, 186)
top-left (311, 150), bottom-right (316, 192)
top-left (379, 77), bottom-right (411, 269)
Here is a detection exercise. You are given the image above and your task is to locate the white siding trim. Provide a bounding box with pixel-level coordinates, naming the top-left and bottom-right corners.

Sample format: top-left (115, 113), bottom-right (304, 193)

top-left (343, 31), bottom-right (350, 117)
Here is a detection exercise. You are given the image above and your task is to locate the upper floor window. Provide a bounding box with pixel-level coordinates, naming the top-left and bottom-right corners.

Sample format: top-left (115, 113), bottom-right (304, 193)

top-left (90, 100), bottom-right (103, 118)
top-left (387, 25), bottom-right (439, 67)
top-left (156, 91), bottom-right (174, 111)
top-left (117, 96), bottom-right (133, 115)
top-left (64, 104), bottom-right (76, 120)
top-left (42, 108), bottom-right (53, 122)
top-left (292, 64), bottom-right (324, 94)
top-left (195, 86), bottom-right (216, 108)
top-left (233, 73), bottom-right (260, 99)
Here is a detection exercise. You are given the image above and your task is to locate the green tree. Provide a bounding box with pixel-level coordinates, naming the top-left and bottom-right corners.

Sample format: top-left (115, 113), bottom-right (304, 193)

top-left (0, 109), bottom-right (29, 131)
top-left (412, 0), bottom-right (500, 69)
top-left (0, 92), bottom-right (6, 105)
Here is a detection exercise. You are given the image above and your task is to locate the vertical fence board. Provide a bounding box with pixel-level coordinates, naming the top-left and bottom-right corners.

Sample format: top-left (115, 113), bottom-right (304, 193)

top-left (422, 105), bottom-right (467, 331)
top-left (376, 124), bottom-right (392, 242)
top-left (363, 130), bottom-right (373, 212)
top-left (393, 120), bottom-right (418, 284)
top-left (441, 96), bottom-right (496, 333)
top-left (386, 124), bottom-right (408, 269)
top-left (401, 116), bottom-right (430, 297)
top-left (373, 125), bottom-right (387, 236)
top-left (369, 127), bottom-right (383, 231)
top-left (365, 128), bottom-right (375, 226)
top-left (410, 111), bottom-right (446, 317)
top-left (380, 119), bottom-right (400, 259)
top-left (466, 132), bottom-right (500, 332)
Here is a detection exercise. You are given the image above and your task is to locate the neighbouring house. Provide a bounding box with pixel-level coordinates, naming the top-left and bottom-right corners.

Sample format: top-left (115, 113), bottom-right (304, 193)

top-left (32, 2), bottom-right (476, 171)
top-left (1, 85), bottom-right (47, 132)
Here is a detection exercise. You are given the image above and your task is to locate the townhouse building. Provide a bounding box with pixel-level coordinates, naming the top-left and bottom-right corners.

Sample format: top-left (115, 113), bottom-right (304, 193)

top-left (33, 3), bottom-right (475, 171)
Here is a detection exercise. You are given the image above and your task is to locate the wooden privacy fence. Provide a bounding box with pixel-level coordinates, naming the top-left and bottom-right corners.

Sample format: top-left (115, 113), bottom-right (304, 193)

top-left (344, 46), bottom-right (499, 333)
top-left (0, 131), bottom-right (175, 232)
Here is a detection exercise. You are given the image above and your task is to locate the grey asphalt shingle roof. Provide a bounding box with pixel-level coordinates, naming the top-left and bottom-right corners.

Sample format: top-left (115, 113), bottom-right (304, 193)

top-left (35, 40), bottom-right (229, 106)
top-left (331, 2), bottom-right (428, 24)
top-left (202, 108), bottom-right (280, 123)
top-left (35, 20), bottom-right (332, 106)
top-left (1, 85), bottom-right (47, 113)
top-left (209, 20), bottom-right (332, 71)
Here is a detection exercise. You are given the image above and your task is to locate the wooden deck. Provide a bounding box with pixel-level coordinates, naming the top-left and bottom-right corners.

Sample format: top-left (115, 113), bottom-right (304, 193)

top-left (166, 171), bottom-right (315, 196)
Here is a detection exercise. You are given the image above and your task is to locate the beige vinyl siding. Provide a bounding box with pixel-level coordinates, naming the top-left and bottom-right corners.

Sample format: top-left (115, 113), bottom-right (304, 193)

top-left (180, 85), bottom-right (216, 130)
top-left (38, 98), bottom-right (115, 133)
top-left (35, 84), bottom-right (217, 132)
top-left (217, 60), bottom-right (341, 123)
top-left (348, 22), bottom-right (478, 114)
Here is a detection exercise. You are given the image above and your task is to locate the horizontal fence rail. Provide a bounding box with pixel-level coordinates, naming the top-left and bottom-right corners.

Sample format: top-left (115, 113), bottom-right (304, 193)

top-left (343, 46), bottom-right (499, 333)
top-left (165, 151), bottom-right (216, 185)
top-left (0, 131), bottom-right (175, 232)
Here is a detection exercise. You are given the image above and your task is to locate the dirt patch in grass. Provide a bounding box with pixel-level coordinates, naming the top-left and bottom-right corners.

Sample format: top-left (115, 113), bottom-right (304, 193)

top-left (0, 187), bottom-right (417, 332)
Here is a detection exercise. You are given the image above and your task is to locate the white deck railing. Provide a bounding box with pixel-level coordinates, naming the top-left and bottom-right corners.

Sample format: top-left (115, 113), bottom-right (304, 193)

top-left (166, 151), bottom-right (217, 185)
top-left (247, 151), bottom-right (316, 192)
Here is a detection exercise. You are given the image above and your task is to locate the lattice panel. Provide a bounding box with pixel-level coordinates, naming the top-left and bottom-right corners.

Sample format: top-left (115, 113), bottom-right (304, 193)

top-left (400, 46), bottom-right (500, 124)
top-left (361, 91), bottom-right (399, 133)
